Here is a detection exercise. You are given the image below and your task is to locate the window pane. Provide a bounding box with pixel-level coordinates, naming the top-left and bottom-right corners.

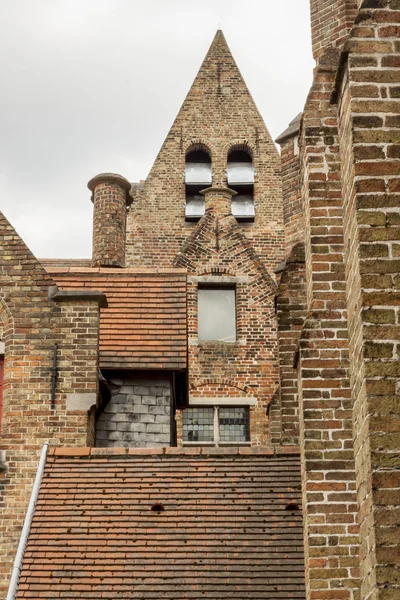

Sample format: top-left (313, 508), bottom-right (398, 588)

top-left (182, 407), bottom-right (214, 442)
top-left (198, 288), bottom-right (236, 342)
top-left (219, 407), bottom-right (250, 442)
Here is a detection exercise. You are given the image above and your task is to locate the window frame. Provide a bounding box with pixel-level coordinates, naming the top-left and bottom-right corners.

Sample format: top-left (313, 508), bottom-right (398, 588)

top-left (182, 404), bottom-right (252, 446)
top-left (197, 284), bottom-right (237, 343)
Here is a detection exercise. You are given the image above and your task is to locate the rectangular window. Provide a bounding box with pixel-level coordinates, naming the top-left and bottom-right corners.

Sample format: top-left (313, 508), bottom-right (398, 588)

top-left (183, 406), bottom-right (250, 445)
top-left (198, 286), bottom-right (236, 342)
top-left (182, 407), bottom-right (214, 442)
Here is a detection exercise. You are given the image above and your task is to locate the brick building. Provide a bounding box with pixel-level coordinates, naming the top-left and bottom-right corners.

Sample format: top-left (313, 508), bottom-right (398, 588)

top-left (0, 1), bottom-right (399, 598)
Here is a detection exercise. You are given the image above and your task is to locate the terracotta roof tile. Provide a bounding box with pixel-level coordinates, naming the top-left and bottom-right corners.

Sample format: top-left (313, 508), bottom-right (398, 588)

top-left (18, 449), bottom-right (305, 599)
top-left (46, 269), bottom-right (187, 370)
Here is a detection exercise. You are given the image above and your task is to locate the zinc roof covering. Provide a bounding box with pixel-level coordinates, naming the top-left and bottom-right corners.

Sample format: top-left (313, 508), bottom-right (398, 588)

top-left (46, 268), bottom-right (187, 371)
top-left (18, 447), bottom-right (306, 600)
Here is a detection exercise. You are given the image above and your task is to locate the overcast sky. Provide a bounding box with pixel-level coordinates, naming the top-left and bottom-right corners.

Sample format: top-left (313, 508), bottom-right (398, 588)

top-left (0, 0), bottom-right (314, 259)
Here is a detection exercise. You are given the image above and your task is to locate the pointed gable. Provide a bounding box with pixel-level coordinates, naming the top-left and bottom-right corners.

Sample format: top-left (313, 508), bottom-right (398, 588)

top-left (125, 31), bottom-right (283, 273)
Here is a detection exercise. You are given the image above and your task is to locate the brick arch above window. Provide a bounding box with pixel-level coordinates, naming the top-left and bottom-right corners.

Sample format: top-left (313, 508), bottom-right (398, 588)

top-left (184, 140), bottom-right (215, 161)
top-left (225, 140), bottom-right (255, 159)
top-left (189, 380), bottom-right (252, 396)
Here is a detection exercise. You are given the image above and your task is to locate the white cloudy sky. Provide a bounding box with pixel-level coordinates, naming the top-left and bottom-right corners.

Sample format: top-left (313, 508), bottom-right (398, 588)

top-left (0, 0), bottom-right (314, 259)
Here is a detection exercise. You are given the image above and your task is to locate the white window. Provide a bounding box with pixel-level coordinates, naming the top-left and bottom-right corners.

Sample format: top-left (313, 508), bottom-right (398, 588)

top-left (182, 406), bottom-right (250, 445)
top-left (198, 286), bottom-right (236, 342)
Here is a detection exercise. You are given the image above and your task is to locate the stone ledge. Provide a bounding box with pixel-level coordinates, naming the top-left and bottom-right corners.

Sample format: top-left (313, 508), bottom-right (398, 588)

top-left (47, 445), bottom-right (301, 457)
top-left (49, 286), bottom-right (108, 308)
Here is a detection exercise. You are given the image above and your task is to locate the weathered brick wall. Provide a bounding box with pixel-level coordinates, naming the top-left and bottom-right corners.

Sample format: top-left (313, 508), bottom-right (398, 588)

top-left (297, 56), bottom-right (360, 600)
top-left (125, 31), bottom-right (284, 276)
top-left (174, 189), bottom-right (279, 446)
top-left (336, 2), bottom-right (400, 597)
top-left (96, 376), bottom-right (171, 447)
top-left (0, 212), bottom-right (101, 598)
top-left (310, 0), bottom-right (358, 61)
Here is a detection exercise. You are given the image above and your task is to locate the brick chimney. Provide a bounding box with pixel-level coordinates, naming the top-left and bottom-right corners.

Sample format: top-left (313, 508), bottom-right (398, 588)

top-left (88, 173), bottom-right (132, 268)
top-left (200, 187), bottom-right (236, 216)
top-left (310, 0), bottom-right (357, 62)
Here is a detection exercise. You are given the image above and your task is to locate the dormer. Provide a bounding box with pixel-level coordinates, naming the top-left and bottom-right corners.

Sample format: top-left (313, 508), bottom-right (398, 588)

top-left (185, 146), bottom-right (212, 221)
top-left (227, 148), bottom-right (255, 221)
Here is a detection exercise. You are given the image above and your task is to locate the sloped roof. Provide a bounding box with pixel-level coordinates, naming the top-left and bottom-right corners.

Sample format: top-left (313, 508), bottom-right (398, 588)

top-left (275, 113), bottom-right (303, 145)
top-left (18, 447), bottom-right (305, 600)
top-left (46, 268), bottom-right (187, 370)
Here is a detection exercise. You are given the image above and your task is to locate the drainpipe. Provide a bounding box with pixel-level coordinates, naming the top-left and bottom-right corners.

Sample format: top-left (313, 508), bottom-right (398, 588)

top-left (6, 442), bottom-right (49, 600)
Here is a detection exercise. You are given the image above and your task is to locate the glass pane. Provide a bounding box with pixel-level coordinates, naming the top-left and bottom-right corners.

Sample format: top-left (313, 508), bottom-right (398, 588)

top-left (182, 407), bottom-right (214, 442)
top-left (219, 407), bottom-right (250, 442)
top-left (198, 288), bottom-right (236, 342)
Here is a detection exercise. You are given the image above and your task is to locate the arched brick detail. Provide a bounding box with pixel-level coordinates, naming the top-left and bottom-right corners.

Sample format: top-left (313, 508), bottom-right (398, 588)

top-left (0, 295), bottom-right (15, 342)
top-left (195, 266), bottom-right (237, 277)
top-left (189, 379), bottom-right (251, 396)
top-left (226, 140), bottom-right (255, 159)
top-left (184, 140), bottom-right (215, 161)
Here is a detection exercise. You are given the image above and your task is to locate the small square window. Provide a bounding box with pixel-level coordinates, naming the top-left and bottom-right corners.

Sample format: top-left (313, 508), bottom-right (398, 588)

top-left (182, 407), bottom-right (214, 442)
top-left (198, 287), bottom-right (236, 342)
top-left (219, 407), bottom-right (250, 442)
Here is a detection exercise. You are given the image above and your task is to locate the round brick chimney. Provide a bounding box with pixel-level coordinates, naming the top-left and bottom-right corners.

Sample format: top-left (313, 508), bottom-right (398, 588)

top-left (88, 173), bottom-right (132, 268)
top-left (200, 186), bottom-right (236, 215)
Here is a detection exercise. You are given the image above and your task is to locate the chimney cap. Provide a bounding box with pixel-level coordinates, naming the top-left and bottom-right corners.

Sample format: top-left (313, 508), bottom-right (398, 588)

top-left (88, 173), bottom-right (133, 206)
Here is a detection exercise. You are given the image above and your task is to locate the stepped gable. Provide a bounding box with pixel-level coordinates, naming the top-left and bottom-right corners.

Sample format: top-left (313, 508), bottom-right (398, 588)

top-left (47, 267), bottom-right (187, 370)
top-left (18, 447), bottom-right (305, 600)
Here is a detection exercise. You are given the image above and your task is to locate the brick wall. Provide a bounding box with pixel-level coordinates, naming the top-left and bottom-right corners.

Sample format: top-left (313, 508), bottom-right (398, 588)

top-left (276, 119), bottom-right (305, 258)
top-left (0, 212), bottom-right (101, 598)
top-left (276, 244), bottom-right (307, 446)
top-left (174, 189), bottom-right (279, 447)
top-left (297, 55), bottom-right (360, 599)
top-left (96, 376), bottom-right (171, 447)
top-left (310, 0), bottom-right (358, 61)
top-left (336, 1), bottom-right (400, 597)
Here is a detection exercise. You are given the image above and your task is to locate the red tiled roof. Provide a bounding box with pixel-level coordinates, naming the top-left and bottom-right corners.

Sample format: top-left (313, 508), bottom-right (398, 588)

top-left (18, 447), bottom-right (305, 599)
top-left (46, 268), bottom-right (187, 370)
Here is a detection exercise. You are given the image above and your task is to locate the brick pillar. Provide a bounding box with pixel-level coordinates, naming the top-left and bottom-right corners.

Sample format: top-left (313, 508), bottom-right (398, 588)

top-left (88, 173), bottom-right (132, 268)
top-left (298, 56), bottom-right (360, 600)
top-left (336, 2), bottom-right (400, 597)
top-left (310, 0), bottom-right (358, 62)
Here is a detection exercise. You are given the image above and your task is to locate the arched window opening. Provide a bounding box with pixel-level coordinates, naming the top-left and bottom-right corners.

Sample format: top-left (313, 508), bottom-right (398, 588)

top-left (227, 149), bottom-right (255, 221)
top-left (185, 149), bottom-right (212, 221)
